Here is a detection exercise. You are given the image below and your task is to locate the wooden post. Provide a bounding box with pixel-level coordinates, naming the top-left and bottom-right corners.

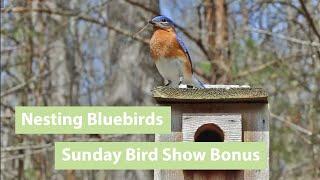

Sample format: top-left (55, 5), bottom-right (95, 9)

top-left (153, 86), bottom-right (269, 180)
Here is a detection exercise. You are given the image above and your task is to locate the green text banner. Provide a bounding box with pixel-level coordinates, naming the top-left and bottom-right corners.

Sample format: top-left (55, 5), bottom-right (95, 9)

top-left (55, 142), bottom-right (267, 170)
top-left (15, 106), bottom-right (171, 134)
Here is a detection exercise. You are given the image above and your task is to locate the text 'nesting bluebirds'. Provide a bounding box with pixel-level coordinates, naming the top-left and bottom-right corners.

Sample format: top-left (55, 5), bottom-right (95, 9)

top-left (15, 106), bottom-right (171, 134)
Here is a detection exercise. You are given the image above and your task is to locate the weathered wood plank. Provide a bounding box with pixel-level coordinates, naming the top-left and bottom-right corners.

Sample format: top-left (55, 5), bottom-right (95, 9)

top-left (243, 131), bottom-right (269, 180)
top-left (182, 114), bottom-right (242, 142)
top-left (152, 86), bottom-right (268, 103)
top-left (183, 170), bottom-right (243, 180)
top-left (155, 132), bottom-right (183, 142)
top-left (168, 103), bottom-right (269, 132)
top-left (154, 133), bottom-right (184, 180)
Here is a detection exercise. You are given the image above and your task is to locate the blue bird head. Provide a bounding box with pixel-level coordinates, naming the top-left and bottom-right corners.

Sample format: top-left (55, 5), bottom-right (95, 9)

top-left (149, 15), bottom-right (175, 29)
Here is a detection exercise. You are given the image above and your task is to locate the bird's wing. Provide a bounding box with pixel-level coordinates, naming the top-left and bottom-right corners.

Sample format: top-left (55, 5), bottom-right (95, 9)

top-left (176, 35), bottom-right (193, 72)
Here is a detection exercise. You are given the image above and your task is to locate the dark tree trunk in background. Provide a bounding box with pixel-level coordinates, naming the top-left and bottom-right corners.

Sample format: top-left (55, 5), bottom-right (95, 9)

top-left (105, 1), bottom-right (160, 179)
top-left (106, 1), bottom-right (161, 106)
top-left (204, 0), bottom-right (231, 84)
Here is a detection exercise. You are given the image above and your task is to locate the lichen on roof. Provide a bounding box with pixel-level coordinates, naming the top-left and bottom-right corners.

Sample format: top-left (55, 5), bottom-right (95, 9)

top-left (152, 86), bottom-right (268, 103)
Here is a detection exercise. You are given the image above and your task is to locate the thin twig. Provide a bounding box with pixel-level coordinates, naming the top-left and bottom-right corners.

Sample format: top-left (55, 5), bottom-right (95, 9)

top-left (246, 27), bottom-right (320, 47)
top-left (235, 59), bottom-right (278, 79)
top-left (270, 112), bottom-right (320, 140)
top-left (1, 56), bottom-right (64, 97)
top-left (298, 0), bottom-right (320, 42)
top-left (1, 147), bottom-right (54, 162)
top-left (1, 143), bottom-right (53, 152)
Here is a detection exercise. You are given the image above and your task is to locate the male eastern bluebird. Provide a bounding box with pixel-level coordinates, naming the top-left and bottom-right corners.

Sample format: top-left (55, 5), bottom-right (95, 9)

top-left (149, 15), bottom-right (205, 88)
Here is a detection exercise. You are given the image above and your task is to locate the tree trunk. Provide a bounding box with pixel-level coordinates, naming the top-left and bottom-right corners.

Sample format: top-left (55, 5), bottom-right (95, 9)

top-left (106, 1), bottom-right (161, 106)
top-left (205, 0), bottom-right (231, 84)
top-left (105, 1), bottom-right (160, 179)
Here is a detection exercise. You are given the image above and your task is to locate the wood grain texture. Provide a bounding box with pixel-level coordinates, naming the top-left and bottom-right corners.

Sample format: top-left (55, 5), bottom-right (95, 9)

top-left (182, 114), bottom-right (242, 142)
top-left (155, 132), bottom-right (183, 142)
top-left (154, 133), bottom-right (184, 180)
top-left (243, 132), bottom-right (269, 179)
top-left (168, 103), bottom-right (269, 132)
top-left (182, 114), bottom-right (244, 180)
top-left (152, 86), bottom-right (268, 103)
top-left (183, 170), bottom-right (243, 180)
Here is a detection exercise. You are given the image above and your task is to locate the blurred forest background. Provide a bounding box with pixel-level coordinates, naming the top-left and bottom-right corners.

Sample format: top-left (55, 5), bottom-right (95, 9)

top-left (1, 0), bottom-right (320, 179)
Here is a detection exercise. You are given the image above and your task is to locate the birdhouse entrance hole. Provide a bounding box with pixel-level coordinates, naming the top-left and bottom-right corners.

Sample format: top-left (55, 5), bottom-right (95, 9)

top-left (194, 123), bottom-right (224, 142)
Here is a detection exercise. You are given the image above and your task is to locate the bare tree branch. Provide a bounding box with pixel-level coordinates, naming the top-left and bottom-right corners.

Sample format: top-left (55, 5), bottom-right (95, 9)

top-left (0, 60), bottom-right (63, 98)
top-left (1, 146), bottom-right (54, 162)
top-left (235, 59), bottom-right (278, 79)
top-left (1, 7), bottom-right (149, 44)
top-left (124, 0), bottom-right (158, 14)
top-left (270, 112), bottom-right (320, 140)
top-left (246, 27), bottom-right (320, 47)
top-left (298, 0), bottom-right (320, 42)
top-left (1, 143), bottom-right (53, 152)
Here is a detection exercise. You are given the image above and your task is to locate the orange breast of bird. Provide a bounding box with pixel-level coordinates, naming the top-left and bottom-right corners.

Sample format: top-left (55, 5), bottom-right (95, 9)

top-left (150, 27), bottom-right (186, 61)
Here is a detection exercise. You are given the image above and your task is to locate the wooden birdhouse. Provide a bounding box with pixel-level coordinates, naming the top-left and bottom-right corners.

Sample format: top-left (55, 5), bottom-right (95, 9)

top-left (153, 86), bottom-right (269, 180)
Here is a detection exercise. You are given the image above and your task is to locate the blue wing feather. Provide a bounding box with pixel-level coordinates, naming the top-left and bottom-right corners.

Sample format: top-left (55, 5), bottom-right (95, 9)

top-left (176, 35), bottom-right (193, 72)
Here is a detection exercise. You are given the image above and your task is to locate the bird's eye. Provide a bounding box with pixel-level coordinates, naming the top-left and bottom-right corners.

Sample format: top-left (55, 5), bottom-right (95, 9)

top-left (161, 18), bottom-right (166, 22)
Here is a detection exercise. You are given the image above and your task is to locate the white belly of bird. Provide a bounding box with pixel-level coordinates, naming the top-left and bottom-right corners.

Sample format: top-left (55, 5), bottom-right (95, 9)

top-left (155, 58), bottom-right (183, 86)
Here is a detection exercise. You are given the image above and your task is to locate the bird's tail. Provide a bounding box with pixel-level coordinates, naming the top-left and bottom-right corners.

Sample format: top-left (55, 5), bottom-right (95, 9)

top-left (192, 75), bottom-right (205, 89)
